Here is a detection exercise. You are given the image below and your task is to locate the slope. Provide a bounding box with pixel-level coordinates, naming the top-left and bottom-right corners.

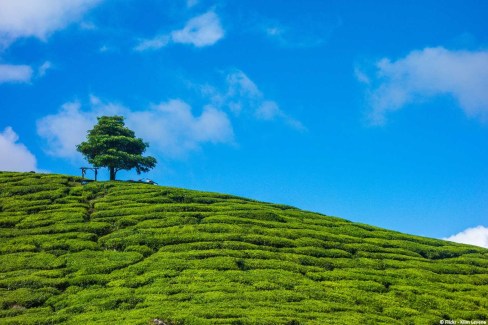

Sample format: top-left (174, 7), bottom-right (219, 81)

top-left (0, 172), bottom-right (487, 324)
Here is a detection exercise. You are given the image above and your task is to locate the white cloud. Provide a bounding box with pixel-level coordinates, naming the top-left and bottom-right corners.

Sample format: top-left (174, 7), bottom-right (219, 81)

top-left (256, 101), bottom-right (281, 120)
top-left (37, 101), bottom-right (95, 160)
top-left (359, 47), bottom-right (488, 125)
top-left (255, 14), bottom-right (340, 49)
top-left (0, 1), bottom-right (100, 85)
top-left (354, 66), bottom-right (370, 85)
top-left (134, 35), bottom-right (170, 52)
top-left (129, 100), bottom-right (233, 156)
top-left (186, 0), bottom-right (199, 8)
top-left (0, 127), bottom-right (38, 172)
top-left (171, 11), bottom-right (224, 47)
top-left (0, 61), bottom-right (55, 84)
top-left (226, 71), bottom-right (261, 101)
top-left (262, 22), bottom-right (324, 48)
top-left (38, 61), bottom-right (53, 77)
top-left (0, 0), bottom-right (101, 47)
top-left (0, 64), bottom-right (33, 83)
top-left (217, 70), bottom-right (305, 130)
top-left (255, 101), bottom-right (306, 130)
top-left (135, 11), bottom-right (224, 51)
top-left (37, 97), bottom-right (234, 160)
top-left (444, 225), bottom-right (488, 249)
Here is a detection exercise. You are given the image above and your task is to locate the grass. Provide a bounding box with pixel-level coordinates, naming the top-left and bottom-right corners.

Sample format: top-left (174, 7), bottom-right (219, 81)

top-left (0, 171), bottom-right (487, 324)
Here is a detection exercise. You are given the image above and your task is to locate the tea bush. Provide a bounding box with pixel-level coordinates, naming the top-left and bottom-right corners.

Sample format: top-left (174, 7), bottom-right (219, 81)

top-left (0, 172), bottom-right (487, 324)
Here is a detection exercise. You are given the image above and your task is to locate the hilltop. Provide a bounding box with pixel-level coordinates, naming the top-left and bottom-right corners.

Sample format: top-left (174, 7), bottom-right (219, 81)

top-left (0, 172), bottom-right (487, 324)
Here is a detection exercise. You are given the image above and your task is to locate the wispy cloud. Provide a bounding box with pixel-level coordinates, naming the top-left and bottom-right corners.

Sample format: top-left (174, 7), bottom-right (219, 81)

top-left (262, 22), bottom-right (323, 48)
top-left (0, 127), bottom-right (38, 172)
top-left (36, 72), bottom-right (302, 163)
top-left (0, 0), bottom-right (99, 87)
top-left (134, 35), bottom-right (170, 52)
top-left (186, 0), bottom-right (199, 8)
top-left (0, 64), bottom-right (33, 83)
top-left (204, 70), bottom-right (305, 131)
top-left (255, 100), bottom-right (305, 130)
top-left (444, 225), bottom-right (488, 249)
top-left (36, 101), bottom-right (95, 160)
top-left (253, 14), bottom-right (341, 49)
top-left (129, 100), bottom-right (233, 156)
top-left (172, 11), bottom-right (224, 47)
top-left (224, 70), bottom-right (261, 114)
top-left (135, 10), bottom-right (224, 51)
top-left (37, 96), bottom-right (234, 160)
top-left (37, 61), bottom-right (53, 77)
top-left (357, 47), bottom-right (488, 125)
top-left (0, 0), bottom-right (102, 48)
top-left (0, 61), bottom-right (55, 83)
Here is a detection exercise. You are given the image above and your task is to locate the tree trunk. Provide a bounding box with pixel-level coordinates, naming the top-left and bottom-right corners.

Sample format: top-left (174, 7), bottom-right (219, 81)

top-left (109, 167), bottom-right (116, 181)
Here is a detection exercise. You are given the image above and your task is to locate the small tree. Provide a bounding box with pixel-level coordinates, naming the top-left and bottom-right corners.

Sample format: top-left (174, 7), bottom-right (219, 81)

top-left (77, 116), bottom-right (157, 180)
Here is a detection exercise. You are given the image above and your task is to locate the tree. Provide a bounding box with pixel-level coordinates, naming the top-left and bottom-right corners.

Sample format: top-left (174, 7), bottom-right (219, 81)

top-left (77, 116), bottom-right (157, 181)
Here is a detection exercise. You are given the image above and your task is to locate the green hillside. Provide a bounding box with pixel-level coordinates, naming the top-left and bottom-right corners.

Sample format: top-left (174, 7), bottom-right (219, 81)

top-left (0, 172), bottom-right (487, 324)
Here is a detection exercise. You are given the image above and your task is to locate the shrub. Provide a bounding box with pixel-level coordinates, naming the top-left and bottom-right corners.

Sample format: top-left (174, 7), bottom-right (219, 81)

top-left (124, 245), bottom-right (154, 257)
top-left (1, 172), bottom-right (487, 324)
top-left (0, 253), bottom-right (64, 272)
top-left (0, 287), bottom-right (59, 309)
top-left (65, 251), bottom-right (143, 274)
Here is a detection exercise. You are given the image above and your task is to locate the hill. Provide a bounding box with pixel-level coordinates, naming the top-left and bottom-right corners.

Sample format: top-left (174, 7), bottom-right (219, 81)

top-left (0, 172), bottom-right (487, 324)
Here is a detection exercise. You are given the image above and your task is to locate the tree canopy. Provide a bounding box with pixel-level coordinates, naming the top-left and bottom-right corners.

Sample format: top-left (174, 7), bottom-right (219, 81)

top-left (76, 116), bottom-right (157, 180)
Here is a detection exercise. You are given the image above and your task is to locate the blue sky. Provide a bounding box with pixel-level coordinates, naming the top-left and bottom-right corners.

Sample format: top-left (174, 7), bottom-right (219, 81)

top-left (1, 0), bottom-right (487, 247)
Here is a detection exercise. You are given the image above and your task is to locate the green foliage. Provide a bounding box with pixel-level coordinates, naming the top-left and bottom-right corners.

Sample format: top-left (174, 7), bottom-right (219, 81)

top-left (0, 171), bottom-right (487, 324)
top-left (76, 115), bottom-right (157, 180)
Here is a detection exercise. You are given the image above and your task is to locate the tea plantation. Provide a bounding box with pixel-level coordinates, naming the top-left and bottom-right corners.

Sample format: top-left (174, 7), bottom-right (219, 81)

top-left (0, 172), bottom-right (487, 324)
